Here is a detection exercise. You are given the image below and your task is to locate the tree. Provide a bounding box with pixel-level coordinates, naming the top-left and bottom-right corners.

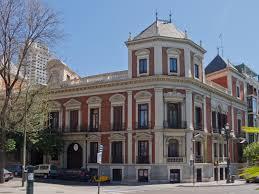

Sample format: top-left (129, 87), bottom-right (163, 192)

top-left (0, 0), bottom-right (62, 183)
top-left (243, 142), bottom-right (259, 165)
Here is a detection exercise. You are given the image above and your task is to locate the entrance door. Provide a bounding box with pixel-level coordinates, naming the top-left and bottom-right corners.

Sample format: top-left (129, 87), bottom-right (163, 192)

top-left (112, 169), bottom-right (122, 181)
top-left (67, 143), bottom-right (82, 169)
top-left (220, 168), bottom-right (224, 180)
top-left (170, 169), bottom-right (180, 183)
top-left (214, 168), bottom-right (218, 181)
top-left (196, 168), bottom-right (202, 182)
top-left (138, 169), bottom-right (148, 182)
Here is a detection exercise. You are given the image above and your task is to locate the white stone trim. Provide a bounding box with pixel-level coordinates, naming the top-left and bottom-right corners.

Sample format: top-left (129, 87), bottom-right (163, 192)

top-left (87, 96), bottom-right (102, 129)
top-left (109, 94), bottom-right (126, 128)
top-left (136, 49), bottom-right (150, 77)
top-left (167, 48), bottom-right (181, 76)
top-left (64, 99), bottom-right (81, 131)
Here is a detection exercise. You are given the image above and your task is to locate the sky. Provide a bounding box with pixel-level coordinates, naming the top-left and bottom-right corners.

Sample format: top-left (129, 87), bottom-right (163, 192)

top-left (43, 0), bottom-right (259, 77)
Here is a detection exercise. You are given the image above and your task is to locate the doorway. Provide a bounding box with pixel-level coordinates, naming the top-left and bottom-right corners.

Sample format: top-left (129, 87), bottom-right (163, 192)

top-left (138, 169), bottom-right (148, 182)
top-left (112, 169), bottom-right (122, 181)
top-left (67, 143), bottom-right (82, 169)
top-left (214, 168), bottom-right (218, 181)
top-left (170, 169), bottom-right (180, 183)
top-left (196, 168), bottom-right (202, 182)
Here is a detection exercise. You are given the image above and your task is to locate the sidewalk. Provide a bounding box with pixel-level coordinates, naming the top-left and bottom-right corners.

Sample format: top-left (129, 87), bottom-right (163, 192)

top-left (177, 180), bottom-right (247, 187)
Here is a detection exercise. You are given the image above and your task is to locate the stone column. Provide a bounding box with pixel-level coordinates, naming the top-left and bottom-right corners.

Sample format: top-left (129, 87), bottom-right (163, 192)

top-left (127, 91), bottom-right (133, 164)
top-left (154, 44), bottom-right (162, 75)
top-left (154, 88), bottom-right (164, 129)
top-left (186, 132), bottom-right (193, 163)
top-left (155, 132), bottom-right (163, 164)
top-left (128, 49), bottom-right (132, 78)
top-left (184, 47), bottom-right (191, 78)
top-left (186, 90), bottom-right (193, 130)
top-left (203, 96), bottom-right (207, 132)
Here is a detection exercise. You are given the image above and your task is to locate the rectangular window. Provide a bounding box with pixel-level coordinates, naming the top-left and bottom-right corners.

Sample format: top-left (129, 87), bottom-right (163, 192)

top-left (236, 86), bottom-right (240, 98)
top-left (212, 111), bottom-right (217, 130)
top-left (70, 110), bottom-right (78, 130)
top-left (113, 106), bottom-right (123, 130)
top-left (214, 143), bottom-right (218, 157)
top-left (138, 104), bottom-right (149, 129)
top-left (195, 142), bottom-right (202, 156)
top-left (224, 144), bottom-right (228, 157)
top-left (111, 141), bottom-right (123, 163)
top-left (90, 142), bottom-right (98, 163)
top-left (49, 111), bottom-right (59, 130)
top-left (194, 64), bottom-right (199, 79)
top-left (219, 144), bottom-right (223, 157)
top-left (90, 108), bottom-right (99, 131)
top-left (195, 107), bottom-right (202, 130)
top-left (169, 57), bottom-right (177, 73)
top-left (137, 141), bottom-right (149, 163)
top-left (237, 119), bottom-right (242, 135)
top-left (139, 58), bottom-right (147, 74)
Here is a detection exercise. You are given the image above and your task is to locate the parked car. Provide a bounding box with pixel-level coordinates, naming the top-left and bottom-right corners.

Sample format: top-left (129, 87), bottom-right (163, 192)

top-left (245, 176), bottom-right (259, 183)
top-left (34, 164), bottom-right (58, 179)
top-left (90, 175), bottom-right (110, 183)
top-left (4, 169), bottom-right (14, 182)
top-left (6, 164), bottom-right (22, 177)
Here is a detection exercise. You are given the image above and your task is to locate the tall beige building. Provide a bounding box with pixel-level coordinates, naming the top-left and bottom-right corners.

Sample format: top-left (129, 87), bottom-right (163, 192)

top-left (24, 42), bottom-right (51, 85)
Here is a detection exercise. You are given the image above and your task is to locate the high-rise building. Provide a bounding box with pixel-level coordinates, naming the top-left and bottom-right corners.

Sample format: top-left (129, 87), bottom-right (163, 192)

top-left (23, 42), bottom-right (51, 85)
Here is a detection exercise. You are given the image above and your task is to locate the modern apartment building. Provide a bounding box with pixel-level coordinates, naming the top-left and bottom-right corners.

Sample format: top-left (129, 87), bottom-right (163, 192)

top-left (23, 42), bottom-right (51, 85)
top-left (46, 19), bottom-right (256, 183)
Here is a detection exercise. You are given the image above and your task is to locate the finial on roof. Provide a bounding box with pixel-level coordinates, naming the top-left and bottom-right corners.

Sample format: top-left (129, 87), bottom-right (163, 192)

top-left (169, 11), bottom-right (172, 23)
top-left (217, 47), bottom-right (220, 55)
top-left (199, 40), bottom-right (202, 47)
top-left (155, 10), bottom-right (158, 21)
top-left (128, 32), bottom-right (132, 41)
top-left (184, 30), bottom-right (188, 38)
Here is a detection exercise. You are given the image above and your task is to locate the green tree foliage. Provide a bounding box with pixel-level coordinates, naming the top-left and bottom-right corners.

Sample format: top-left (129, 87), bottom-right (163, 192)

top-left (5, 139), bottom-right (16, 152)
top-left (243, 142), bottom-right (259, 164)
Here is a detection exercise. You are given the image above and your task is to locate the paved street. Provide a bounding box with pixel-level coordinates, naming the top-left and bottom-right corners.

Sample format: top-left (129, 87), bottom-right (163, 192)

top-left (0, 179), bottom-right (258, 194)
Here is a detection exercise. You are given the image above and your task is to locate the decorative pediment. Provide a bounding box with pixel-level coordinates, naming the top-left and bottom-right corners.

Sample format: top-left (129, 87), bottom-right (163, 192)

top-left (134, 91), bottom-right (152, 101)
top-left (63, 99), bottom-right (81, 108)
top-left (86, 134), bottom-right (101, 141)
top-left (87, 96), bottom-right (102, 105)
top-left (109, 94), bottom-right (125, 103)
top-left (194, 94), bottom-right (203, 103)
top-left (194, 54), bottom-right (203, 63)
top-left (167, 48), bottom-right (181, 55)
top-left (49, 101), bottom-right (62, 109)
top-left (109, 133), bottom-right (126, 141)
top-left (135, 49), bottom-right (150, 56)
top-left (164, 91), bottom-right (185, 102)
top-left (134, 132), bottom-right (153, 140)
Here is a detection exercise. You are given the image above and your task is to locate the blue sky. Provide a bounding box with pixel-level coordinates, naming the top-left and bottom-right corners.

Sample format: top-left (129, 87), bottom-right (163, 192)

top-left (43, 0), bottom-right (259, 77)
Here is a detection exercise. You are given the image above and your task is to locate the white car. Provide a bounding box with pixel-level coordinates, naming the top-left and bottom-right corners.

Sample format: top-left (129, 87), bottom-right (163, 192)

top-left (34, 164), bottom-right (58, 179)
top-left (4, 169), bottom-right (14, 182)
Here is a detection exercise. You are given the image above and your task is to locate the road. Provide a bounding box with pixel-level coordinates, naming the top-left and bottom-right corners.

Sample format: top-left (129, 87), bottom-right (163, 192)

top-left (0, 178), bottom-right (258, 194)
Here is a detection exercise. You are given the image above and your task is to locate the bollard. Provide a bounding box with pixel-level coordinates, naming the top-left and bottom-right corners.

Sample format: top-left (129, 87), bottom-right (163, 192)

top-left (26, 166), bottom-right (34, 194)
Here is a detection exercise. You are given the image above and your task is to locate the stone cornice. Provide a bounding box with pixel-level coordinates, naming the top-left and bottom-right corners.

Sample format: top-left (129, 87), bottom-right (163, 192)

top-left (50, 75), bottom-right (246, 107)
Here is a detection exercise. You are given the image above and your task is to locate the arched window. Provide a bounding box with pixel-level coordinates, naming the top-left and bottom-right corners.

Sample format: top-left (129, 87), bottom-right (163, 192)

top-left (168, 139), bottom-right (179, 157)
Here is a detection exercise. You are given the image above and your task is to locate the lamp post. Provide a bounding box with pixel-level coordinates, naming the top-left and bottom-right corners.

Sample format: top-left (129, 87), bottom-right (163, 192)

top-left (221, 123), bottom-right (234, 184)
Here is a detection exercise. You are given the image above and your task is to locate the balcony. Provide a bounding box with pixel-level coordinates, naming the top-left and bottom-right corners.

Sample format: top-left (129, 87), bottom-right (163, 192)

top-left (136, 156), bottom-right (150, 164)
top-left (63, 126), bottom-right (87, 133)
top-left (194, 123), bottom-right (203, 131)
top-left (111, 122), bottom-right (126, 131)
top-left (167, 157), bottom-right (185, 163)
top-left (88, 124), bottom-right (101, 132)
top-left (163, 121), bottom-right (187, 129)
top-left (135, 122), bottom-right (152, 130)
top-left (218, 157), bottom-right (227, 163)
top-left (195, 155), bottom-right (203, 163)
top-left (212, 128), bottom-right (220, 134)
top-left (111, 157), bottom-right (123, 164)
top-left (88, 156), bottom-right (97, 163)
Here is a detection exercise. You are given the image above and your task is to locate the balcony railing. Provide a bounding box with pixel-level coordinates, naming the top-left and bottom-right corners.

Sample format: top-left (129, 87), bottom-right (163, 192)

top-left (135, 122), bottom-right (152, 130)
top-left (63, 126), bottom-right (87, 133)
top-left (111, 122), bottom-right (126, 131)
top-left (88, 125), bottom-right (100, 132)
top-left (167, 157), bottom-right (185, 163)
top-left (194, 123), bottom-right (203, 131)
top-left (136, 156), bottom-right (150, 164)
top-left (212, 128), bottom-right (220, 134)
top-left (195, 155), bottom-right (203, 163)
top-left (111, 157), bottom-right (123, 164)
top-left (163, 121), bottom-right (187, 129)
top-left (88, 156), bottom-right (97, 163)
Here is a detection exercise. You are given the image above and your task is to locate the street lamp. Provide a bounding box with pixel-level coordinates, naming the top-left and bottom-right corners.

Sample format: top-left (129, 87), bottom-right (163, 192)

top-left (221, 123), bottom-right (234, 183)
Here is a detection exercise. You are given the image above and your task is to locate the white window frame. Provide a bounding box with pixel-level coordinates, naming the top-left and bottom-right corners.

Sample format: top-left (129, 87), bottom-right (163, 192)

top-left (87, 96), bottom-right (102, 130)
top-left (193, 55), bottom-right (202, 80)
top-left (136, 49), bottom-right (150, 77)
top-left (194, 63), bottom-right (200, 79)
top-left (109, 94), bottom-right (126, 130)
top-left (167, 48), bottom-right (180, 76)
top-left (236, 81), bottom-right (241, 99)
